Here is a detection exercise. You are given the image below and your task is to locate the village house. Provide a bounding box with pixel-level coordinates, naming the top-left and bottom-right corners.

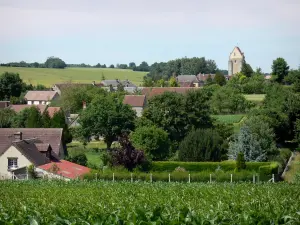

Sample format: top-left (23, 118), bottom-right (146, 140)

top-left (52, 83), bottom-right (96, 96)
top-left (0, 128), bottom-right (90, 180)
top-left (25, 91), bottom-right (59, 105)
top-left (176, 75), bottom-right (201, 87)
top-left (123, 95), bottom-right (146, 117)
top-left (10, 104), bottom-right (62, 118)
top-left (142, 87), bottom-right (199, 98)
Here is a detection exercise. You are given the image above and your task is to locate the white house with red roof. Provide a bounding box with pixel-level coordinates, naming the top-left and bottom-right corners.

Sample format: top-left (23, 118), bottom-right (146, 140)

top-left (0, 129), bottom-right (90, 180)
top-left (123, 95), bottom-right (146, 117)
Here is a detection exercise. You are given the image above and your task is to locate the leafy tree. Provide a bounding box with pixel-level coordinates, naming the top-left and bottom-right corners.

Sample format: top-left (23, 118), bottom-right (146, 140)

top-left (44, 57), bottom-right (66, 69)
top-left (236, 152), bottom-right (246, 171)
top-left (101, 73), bottom-right (106, 81)
top-left (79, 95), bottom-right (136, 149)
top-left (130, 126), bottom-right (170, 160)
top-left (109, 64), bottom-right (115, 68)
top-left (169, 77), bottom-right (179, 87)
top-left (271, 57), bottom-right (289, 82)
top-left (244, 116), bottom-right (278, 159)
top-left (118, 64), bottom-right (128, 69)
top-left (205, 74), bottom-right (214, 85)
top-left (295, 119), bottom-right (300, 147)
top-left (25, 107), bottom-right (43, 128)
top-left (284, 69), bottom-right (300, 84)
top-left (228, 126), bottom-right (267, 162)
top-left (42, 110), bottom-right (52, 128)
top-left (134, 61), bottom-right (150, 72)
top-left (142, 77), bottom-right (154, 87)
top-left (213, 72), bottom-right (226, 86)
top-left (0, 72), bottom-right (23, 100)
top-left (101, 64), bottom-right (107, 68)
top-left (0, 108), bottom-right (16, 128)
top-left (242, 73), bottom-right (266, 94)
top-left (241, 60), bottom-right (254, 77)
top-left (129, 62), bottom-right (136, 69)
top-left (211, 86), bottom-right (252, 114)
top-left (156, 79), bottom-right (167, 87)
top-left (178, 129), bottom-right (223, 162)
top-left (51, 109), bottom-right (72, 145)
top-left (109, 135), bottom-right (146, 171)
top-left (66, 153), bottom-right (87, 166)
top-left (185, 89), bottom-right (213, 129)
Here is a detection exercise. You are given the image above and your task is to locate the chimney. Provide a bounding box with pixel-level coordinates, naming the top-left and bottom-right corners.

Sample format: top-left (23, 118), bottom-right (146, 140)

top-left (14, 132), bottom-right (22, 141)
top-left (83, 101), bottom-right (86, 109)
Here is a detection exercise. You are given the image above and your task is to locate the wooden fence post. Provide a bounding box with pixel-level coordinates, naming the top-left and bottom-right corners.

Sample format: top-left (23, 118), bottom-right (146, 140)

top-left (188, 174), bottom-right (191, 183)
top-left (253, 174), bottom-right (255, 183)
top-left (113, 173), bottom-right (115, 182)
top-left (230, 174), bottom-right (233, 183)
top-left (168, 174), bottom-right (171, 183)
top-left (210, 174), bottom-right (212, 183)
top-left (131, 173), bottom-right (133, 183)
top-left (150, 173), bottom-right (152, 183)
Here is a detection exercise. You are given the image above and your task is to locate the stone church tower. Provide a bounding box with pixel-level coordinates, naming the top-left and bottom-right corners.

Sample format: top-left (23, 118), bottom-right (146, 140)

top-left (228, 46), bottom-right (245, 76)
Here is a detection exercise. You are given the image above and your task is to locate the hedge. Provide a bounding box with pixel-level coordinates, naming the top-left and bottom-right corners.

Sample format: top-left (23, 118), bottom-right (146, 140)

top-left (83, 170), bottom-right (272, 182)
top-left (151, 161), bottom-right (278, 174)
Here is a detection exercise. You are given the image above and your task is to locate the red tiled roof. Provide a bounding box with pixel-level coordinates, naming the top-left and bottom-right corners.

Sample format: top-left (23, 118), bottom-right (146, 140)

top-left (142, 87), bottom-right (199, 98)
top-left (47, 107), bottom-right (61, 118)
top-left (10, 105), bottom-right (47, 114)
top-left (25, 91), bottom-right (58, 101)
top-left (123, 95), bottom-right (146, 107)
top-left (38, 160), bottom-right (91, 179)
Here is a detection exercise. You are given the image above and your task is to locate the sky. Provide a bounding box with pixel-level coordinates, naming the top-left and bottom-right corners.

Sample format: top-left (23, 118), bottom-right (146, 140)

top-left (0, 0), bottom-right (300, 72)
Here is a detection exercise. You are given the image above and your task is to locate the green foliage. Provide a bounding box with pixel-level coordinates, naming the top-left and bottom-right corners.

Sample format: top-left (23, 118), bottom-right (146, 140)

top-left (51, 109), bottom-right (72, 145)
top-left (178, 129), bottom-right (223, 162)
top-left (151, 161), bottom-right (278, 174)
top-left (143, 90), bottom-right (213, 146)
top-left (27, 165), bottom-right (38, 179)
top-left (271, 57), bottom-right (289, 82)
top-left (228, 126), bottom-right (267, 162)
top-left (236, 152), bottom-right (246, 171)
top-left (243, 116), bottom-right (278, 159)
top-left (169, 76), bottom-right (179, 87)
top-left (0, 108), bottom-right (16, 128)
top-left (211, 86), bottom-right (253, 114)
top-left (44, 56), bottom-right (66, 69)
top-left (41, 110), bottom-right (52, 128)
top-left (295, 119), bottom-right (300, 147)
top-left (212, 114), bottom-right (245, 124)
top-left (241, 60), bottom-right (254, 77)
top-left (130, 126), bottom-right (170, 160)
top-left (25, 106), bottom-right (43, 128)
top-left (0, 72), bottom-right (23, 100)
top-left (66, 153), bottom-right (88, 166)
top-left (213, 71), bottom-right (226, 86)
top-left (80, 95), bottom-right (136, 148)
top-left (1, 182), bottom-right (299, 224)
top-left (284, 69), bottom-right (300, 84)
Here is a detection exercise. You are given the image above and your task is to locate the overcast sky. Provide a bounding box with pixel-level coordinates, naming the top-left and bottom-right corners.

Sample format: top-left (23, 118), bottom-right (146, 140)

top-left (0, 0), bottom-right (300, 72)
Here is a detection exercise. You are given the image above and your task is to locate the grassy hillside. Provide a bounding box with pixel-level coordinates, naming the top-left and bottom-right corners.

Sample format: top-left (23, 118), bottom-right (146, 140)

top-left (0, 67), bottom-right (147, 87)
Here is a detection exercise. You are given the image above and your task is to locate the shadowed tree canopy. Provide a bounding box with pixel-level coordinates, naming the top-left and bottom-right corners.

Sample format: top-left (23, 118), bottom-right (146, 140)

top-left (44, 57), bottom-right (67, 69)
top-left (241, 60), bottom-right (254, 77)
top-left (271, 57), bottom-right (289, 82)
top-left (0, 72), bottom-right (23, 100)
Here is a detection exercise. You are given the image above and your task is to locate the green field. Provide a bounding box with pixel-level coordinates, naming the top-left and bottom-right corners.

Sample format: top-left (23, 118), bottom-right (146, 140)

top-left (0, 67), bottom-right (147, 87)
top-left (212, 114), bottom-right (245, 124)
top-left (0, 181), bottom-right (299, 224)
top-left (244, 94), bottom-right (266, 102)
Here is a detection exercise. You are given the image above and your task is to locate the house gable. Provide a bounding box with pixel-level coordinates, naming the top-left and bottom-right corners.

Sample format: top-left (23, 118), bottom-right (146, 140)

top-left (0, 145), bottom-right (32, 177)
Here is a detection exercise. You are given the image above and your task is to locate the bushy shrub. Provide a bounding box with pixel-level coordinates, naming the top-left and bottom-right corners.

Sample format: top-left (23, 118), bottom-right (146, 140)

top-left (151, 161), bottom-right (278, 175)
top-left (66, 153), bottom-right (88, 167)
top-left (236, 152), bottom-right (246, 171)
top-left (179, 129), bottom-right (223, 162)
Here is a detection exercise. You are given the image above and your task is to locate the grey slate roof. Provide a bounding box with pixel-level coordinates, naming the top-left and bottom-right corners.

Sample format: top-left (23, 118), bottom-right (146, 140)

top-left (176, 75), bottom-right (199, 83)
top-left (0, 128), bottom-right (63, 157)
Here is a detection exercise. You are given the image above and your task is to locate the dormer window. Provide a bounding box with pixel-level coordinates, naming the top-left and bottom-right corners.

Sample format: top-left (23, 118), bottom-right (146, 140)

top-left (8, 158), bottom-right (18, 170)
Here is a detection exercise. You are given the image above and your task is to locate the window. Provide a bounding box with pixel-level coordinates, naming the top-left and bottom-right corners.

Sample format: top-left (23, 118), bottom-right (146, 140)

top-left (8, 158), bottom-right (18, 170)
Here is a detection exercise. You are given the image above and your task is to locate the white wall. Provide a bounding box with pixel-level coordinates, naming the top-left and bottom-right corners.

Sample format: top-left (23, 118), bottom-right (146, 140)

top-left (27, 101), bottom-right (32, 105)
top-left (35, 168), bottom-right (70, 181)
top-left (0, 146), bottom-right (32, 177)
top-left (133, 107), bottom-right (143, 117)
top-left (33, 101), bottom-right (40, 105)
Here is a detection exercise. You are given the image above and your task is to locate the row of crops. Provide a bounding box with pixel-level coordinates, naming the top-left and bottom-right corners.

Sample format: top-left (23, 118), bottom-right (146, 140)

top-left (0, 181), bottom-right (299, 224)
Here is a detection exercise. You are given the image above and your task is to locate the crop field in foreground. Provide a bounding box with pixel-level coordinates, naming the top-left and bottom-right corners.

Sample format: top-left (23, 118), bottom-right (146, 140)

top-left (0, 181), bottom-right (299, 224)
top-left (0, 67), bottom-right (147, 87)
